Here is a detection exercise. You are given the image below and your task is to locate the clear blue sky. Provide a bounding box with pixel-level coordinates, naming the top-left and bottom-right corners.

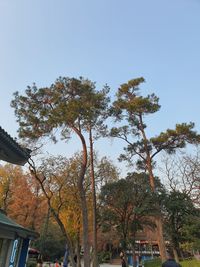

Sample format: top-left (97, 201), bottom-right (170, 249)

top-left (0, 0), bottom-right (200, 173)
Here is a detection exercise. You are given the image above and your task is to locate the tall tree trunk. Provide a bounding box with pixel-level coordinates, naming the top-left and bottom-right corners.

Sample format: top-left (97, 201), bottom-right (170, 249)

top-left (89, 127), bottom-right (98, 267)
top-left (148, 164), bottom-right (166, 262)
top-left (139, 114), bottom-right (166, 262)
top-left (155, 217), bottom-right (166, 262)
top-left (148, 163), bottom-right (166, 262)
top-left (73, 127), bottom-right (90, 267)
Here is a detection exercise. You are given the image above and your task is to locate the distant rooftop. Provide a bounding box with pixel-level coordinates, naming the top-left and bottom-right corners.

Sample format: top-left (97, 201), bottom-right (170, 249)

top-left (0, 126), bottom-right (31, 165)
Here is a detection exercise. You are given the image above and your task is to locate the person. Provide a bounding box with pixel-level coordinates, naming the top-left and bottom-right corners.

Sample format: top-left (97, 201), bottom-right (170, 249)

top-left (54, 259), bottom-right (60, 267)
top-left (120, 251), bottom-right (126, 267)
top-left (138, 255), bottom-right (143, 267)
top-left (121, 257), bottom-right (126, 267)
top-left (120, 251), bottom-right (124, 259)
top-left (162, 252), bottom-right (182, 267)
top-left (37, 258), bottom-right (43, 267)
top-left (74, 254), bottom-right (77, 264)
top-left (63, 244), bottom-right (69, 267)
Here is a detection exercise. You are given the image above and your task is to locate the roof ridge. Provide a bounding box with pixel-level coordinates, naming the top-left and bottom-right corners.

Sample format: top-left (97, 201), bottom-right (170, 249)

top-left (0, 126), bottom-right (31, 157)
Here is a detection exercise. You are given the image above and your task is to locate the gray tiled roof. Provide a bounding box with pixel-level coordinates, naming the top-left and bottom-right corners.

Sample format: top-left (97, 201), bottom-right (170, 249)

top-left (0, 126), bottom-right (31, 165)
top-left (0, 210), bottom-right (39, 239)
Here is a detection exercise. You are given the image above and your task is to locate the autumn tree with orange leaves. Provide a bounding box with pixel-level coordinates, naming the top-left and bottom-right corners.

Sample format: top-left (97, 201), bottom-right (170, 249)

top-left (0, 164), bottom-right (47, 230)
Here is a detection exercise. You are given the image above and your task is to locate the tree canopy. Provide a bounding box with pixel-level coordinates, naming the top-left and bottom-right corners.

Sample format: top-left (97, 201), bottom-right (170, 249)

top-left (11, 77), bottom-right (109, 141)
top-left (111, 77), bottom-right (200, 170)
top-left (11, 76), bottom-right (110, 267)
top-left (163, 190), bottom-right (199, 259)
top-left (99, 173), bottom-right (161, 250)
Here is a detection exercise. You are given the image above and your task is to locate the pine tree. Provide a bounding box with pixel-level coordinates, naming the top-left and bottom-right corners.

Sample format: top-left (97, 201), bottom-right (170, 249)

top-left (110, 77), bottom-right (200, 260)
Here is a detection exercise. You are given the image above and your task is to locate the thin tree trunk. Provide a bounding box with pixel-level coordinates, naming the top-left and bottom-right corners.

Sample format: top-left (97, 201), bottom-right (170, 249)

top-left (172, 247), bottom-right (179, 263)
top-left (75, 231), bottom-right (81, 267)
top-left (28, 160), bottom-right (77, 267)
top-left (78, 181), bottom-right (90, 267)
top-left (172, 238), bottom-right (181, 262)
top-left (40, 206), bottom-right (50, 255)
top-left (31, 185), bottom-right (41, 230)
top-left (2, 177), bottom-right (11, 212)
top-left (131, 239), bottom-right (136, 267)
top-left (89, 127), bottom-right (98, 267)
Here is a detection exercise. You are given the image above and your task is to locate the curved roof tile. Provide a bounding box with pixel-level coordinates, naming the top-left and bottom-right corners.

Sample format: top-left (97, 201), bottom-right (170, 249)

top-left (0, 126), bottom-right (31, 165)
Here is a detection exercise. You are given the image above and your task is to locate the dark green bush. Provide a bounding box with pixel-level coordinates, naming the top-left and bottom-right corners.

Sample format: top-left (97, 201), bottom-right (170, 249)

top-left (26, 260), bottom-right (37, 267)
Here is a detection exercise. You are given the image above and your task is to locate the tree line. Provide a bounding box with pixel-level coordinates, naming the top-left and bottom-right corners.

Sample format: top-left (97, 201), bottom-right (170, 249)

top-left (2, 76), bottom-right (199, 266)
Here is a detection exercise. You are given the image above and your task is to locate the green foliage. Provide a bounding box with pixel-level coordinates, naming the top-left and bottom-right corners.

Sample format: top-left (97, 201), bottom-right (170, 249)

top-left (97, 251), bottom-right (111, 263)
top-left (11, 76), bottom-right (110, 141)
top-left (114, 77), bottom-right (160, 117)
top-left (33, 221), bottom-right (66, 261)
top-left (180, 212), bottom-right (200, 251)
top-left (163, 190), bottom-right (199, 252)
top-left (110, 77), bottom-right (200, 171)
top-left (99, 172), bottom-right (161, 249)
top-left (151, 122), bottom-right (200, 154)
top-left (143, 257), bottom-right (161, 267)
top-left (95, 156), bottom-right (119, 189)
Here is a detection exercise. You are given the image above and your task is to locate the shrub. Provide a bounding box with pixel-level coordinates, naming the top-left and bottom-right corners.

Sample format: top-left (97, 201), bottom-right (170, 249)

top-left (26, 260), bottom-right (37, 267)
top-left (98, 251), bottom-right (111, 263)
top-left (144, 258), bottom-right (161, 267)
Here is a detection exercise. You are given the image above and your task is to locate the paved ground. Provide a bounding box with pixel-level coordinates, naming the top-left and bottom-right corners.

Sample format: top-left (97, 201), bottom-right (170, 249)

top-left (100, 264), bottom-right (120, 267)
top-left (42, 263), bottom-right (121, 267)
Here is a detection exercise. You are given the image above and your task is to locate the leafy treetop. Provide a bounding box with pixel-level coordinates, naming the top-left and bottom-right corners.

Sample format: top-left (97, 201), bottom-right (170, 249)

top-left (111, 77), bottom-right (200, 166)
top-left (11, 76), bottom-right (110, 141)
